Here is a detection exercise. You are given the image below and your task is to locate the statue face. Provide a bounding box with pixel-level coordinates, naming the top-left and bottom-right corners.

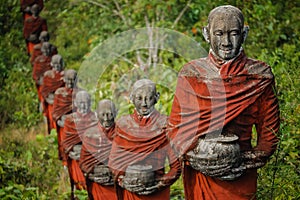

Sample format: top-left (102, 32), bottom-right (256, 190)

top-left (208, 13), bottom-right (244, 60)
top-left (65, 76), bottom-right (75, 88)
top-left (75, 94), bottom-right (91, 114)
top-left (42, 44), bottom-right (51, 56)
top-left (52, 58), bottom-right (63, 71)
top-left (132, 86), bottom-right (157, 116)
top-left (97, 102), bottom-right (115, 128)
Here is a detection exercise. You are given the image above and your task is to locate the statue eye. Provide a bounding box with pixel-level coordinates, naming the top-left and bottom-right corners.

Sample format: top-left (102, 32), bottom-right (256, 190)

top-left (230, 30), bottom-right (240, 36)
top-left (214, 31), bottom-right (223, 36)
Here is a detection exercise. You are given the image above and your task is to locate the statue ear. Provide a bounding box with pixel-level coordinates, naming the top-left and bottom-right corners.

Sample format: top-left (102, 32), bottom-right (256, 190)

top-left (202, 26), bottom-right (210, 43)
top-left (154, 92), bottom-right (160, 104)
top-left (242, 25), bottom-right (249, 44)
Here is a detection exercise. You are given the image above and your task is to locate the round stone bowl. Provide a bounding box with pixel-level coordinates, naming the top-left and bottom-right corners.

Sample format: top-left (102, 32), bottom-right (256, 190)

top-left (124, 165), bottom-right (155, 187)
top-left (186, 134), bottom-right (244, 180)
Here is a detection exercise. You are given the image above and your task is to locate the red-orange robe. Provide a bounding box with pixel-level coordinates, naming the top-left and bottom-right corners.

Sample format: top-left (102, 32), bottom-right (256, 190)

top-left (20, 0), bottom-right (44, 21)
top-left (30, 43), bottom-right (57, 66)
top-left (52, 86), bottom-right (77, 164)
top-left (62, 111), bottom-right (98, 190)
top-left (23, 15), bottom-right (47, 55)
top-left (32, 54), bottom-right (52, 102)
top-left (40, 70), bottom-right (65, 134)
top-left (109, 110), bottom-right (182, 200)
top-left (167, 51), bottom-right (280, 200)
top-left (79, 124), bottom-right (117, 200)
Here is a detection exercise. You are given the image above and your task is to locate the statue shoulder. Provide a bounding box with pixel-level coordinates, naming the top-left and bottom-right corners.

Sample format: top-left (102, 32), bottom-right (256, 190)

top-left (44, 70), bottom-right (54, 77)
top-left (179, 58), bottom-right (208, 77)
top-left (116, 114), bottom-right (132, 128)
top-left (245, 58), bottom-right (274, 79)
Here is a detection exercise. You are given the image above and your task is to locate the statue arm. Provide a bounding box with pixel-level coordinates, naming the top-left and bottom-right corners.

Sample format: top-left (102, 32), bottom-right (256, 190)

top-left (159, 145), bottom-right (182, 186)
top-left (243, 83), bottom-right (280, 169)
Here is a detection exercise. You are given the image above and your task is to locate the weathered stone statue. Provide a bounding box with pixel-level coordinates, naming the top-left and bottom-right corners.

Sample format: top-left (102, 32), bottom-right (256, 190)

top-left (62, 91), bottom-right (98, 193)
top-left (109, 79), bottom-right (181, 199)
top-left (167, 5), bottom-right (280, 199)
top-left (32, 42), bottom-right (52, 103)
top-left (20, 0), bottom-right (44, 21)
top-left (79, 99), bottom-right (118, 200)
top-left (23, 3), bottom-right (47, 55)
top-left (52, 69), bottom-right (78, 165)
top-left (30, 31), bottom-right (58, 65)
top-left (41, 54), bottom-right (65, 134)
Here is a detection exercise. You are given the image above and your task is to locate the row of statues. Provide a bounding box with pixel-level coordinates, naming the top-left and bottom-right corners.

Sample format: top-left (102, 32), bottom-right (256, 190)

top-left (20, 2), bottom-right (280, 200)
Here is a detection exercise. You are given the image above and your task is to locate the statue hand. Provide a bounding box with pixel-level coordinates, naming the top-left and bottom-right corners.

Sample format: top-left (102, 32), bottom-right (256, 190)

top-left (45, 94), bottom-right (54, 104)
top-left (137, 180), bottom-right (165, 195)
top-left (57, 119), bottom-right (64, 127)
top-left (242, 150), bottom-right (268, 169)
top-left (28, 33), bottom-right (38, 42)
top-left (37, 77), bottom-right (43, 85)
top-left (122, 176), bottom-right (145, 193)
top-left (68, 150), bottom-right (80, 160)
top-left (68, 145), bottom-right (82, 160)
top-left (58, 115), bottom-right (66, 127)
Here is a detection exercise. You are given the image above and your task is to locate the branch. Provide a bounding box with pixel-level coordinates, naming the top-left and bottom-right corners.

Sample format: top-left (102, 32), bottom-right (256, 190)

top-left (83, 0), bottom-right (109, 9)
top-left (145, 15), bottom-right (153, 70)
top-left (136, 50), bottom-right (146, 71)
top-left (172, 0), bottom-right (191, 29)
top-left (113, 0), bottom-right (129, 27)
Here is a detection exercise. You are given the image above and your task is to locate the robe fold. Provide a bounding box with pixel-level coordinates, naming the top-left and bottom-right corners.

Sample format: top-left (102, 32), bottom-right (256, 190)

top-left (109, 110), bottom-right (181, 200)
top-left (79, 124), bottom-right (117, 200)
top-left (62, 111), bottom-right (98, 189)
top-left (30, 43), bottom-right (57, 66)
top-left (23, 16), bottom-right (47, 54)
top-left (32, 54), bottom-right (52, 102)
top-left (52, 86), bottom-right (77, 163)
top-left (167, 51), bottom-right (280, 199)
top-left (41, 70), bottom-right (65, 134)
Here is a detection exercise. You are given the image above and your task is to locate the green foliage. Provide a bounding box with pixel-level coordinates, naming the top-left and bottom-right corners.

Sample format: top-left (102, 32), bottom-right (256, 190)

top-left (0, 128), bottom-right (70, 199)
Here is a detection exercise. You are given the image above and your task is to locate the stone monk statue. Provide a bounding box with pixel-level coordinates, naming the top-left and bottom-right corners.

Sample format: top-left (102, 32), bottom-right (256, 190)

top-left (52, 69), bottom-right (78, 165)
top-left (20, 0), bottom-right (44, 21)
top-left (167, 5), bottom-right (280, 200)
top-left (41, 54), bottom-right (65, 134)
top-left (30, 31), bottom-right (57, 66)
top-left (80, 99), bottom-right (118, 200)
top-left (23, 3), bottom-right (47, 55)
top-left (109, 79), bottom-right (181, 200)
top-left (62, 90), bottom-right (98, 197)
top-left (32, 41), bottom-right (53, 103)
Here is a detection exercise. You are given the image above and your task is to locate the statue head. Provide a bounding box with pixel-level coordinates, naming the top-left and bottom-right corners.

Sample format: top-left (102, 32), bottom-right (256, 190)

top-left (64, 69), bottom-right (77, 88)
top-left (51, 54), bottom-right (64, 72)
top-left (30, 4), bottom-right (40, 17)
top-left (96, 99), bottom-right (117, 128)
top-left (130, 79), bottom-right (160, 116)
top-left (39, 31), bottom-right (50, 42)
top-left (75, 91), bottom-right (91, 114)
top-left (41, 42), bottom-right (51, 56)
top-left (202, 5), bottom-right (249, 61)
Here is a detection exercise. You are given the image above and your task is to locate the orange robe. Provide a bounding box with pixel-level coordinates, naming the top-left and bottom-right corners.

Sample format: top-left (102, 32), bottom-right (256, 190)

top-left (168, 51), bottom-right (280, 199)
top-left (62, 111), bottom-right (98, 190)
top-left (23, 15), bottom-right (47, 55)
top-left (52, 87), bottom-right (77, 164)
top-left (79, 124), bottom-right (117, 200)
top-left (32, 54), bottom-right (52, 102)
top-left (40, 70), bottom-right (65, 134)
top-left (109, 110), bottom-right (181, 200)
top-left (30, 43), bottom-right (57, 66)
